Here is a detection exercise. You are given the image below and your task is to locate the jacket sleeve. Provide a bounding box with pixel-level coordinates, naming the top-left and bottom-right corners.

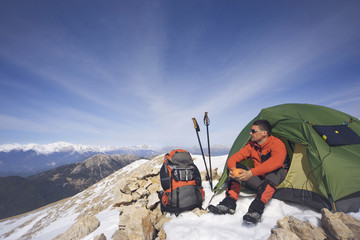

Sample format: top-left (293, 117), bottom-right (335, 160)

top-left (227, 143), bottom-right (251, 170)
top-left (251, 138), bottom-right (287, 176)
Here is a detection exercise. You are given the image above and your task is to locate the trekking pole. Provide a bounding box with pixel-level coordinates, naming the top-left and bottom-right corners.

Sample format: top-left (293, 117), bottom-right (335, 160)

top-left (203, 112), bottom-right (213, 191)
top-left (192, 118), bottom-right (211, 190)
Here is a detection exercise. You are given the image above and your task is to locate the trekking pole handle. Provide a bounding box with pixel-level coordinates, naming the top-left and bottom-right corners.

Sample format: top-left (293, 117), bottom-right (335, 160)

top-left (192, 118), bottom-right (200, 132)
top-left (204, 112), bottom-right (210, 126)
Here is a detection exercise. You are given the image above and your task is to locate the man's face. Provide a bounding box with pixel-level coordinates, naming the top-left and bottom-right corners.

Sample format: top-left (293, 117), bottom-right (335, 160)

top-left (250, 125), bottom-right (267, 144)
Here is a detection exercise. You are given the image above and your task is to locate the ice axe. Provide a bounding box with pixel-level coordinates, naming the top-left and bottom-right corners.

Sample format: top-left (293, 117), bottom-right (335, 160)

top-left (192, 117), bottom-right (213, 191)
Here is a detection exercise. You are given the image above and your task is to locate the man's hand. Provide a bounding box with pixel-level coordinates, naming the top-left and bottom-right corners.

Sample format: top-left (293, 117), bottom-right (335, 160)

top-left (229, 168), bottom-right (254, 181)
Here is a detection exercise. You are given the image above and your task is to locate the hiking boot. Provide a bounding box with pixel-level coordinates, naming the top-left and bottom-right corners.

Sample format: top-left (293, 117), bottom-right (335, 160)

top-left (208, 197), bottom-right (236, 215)
top-left (243, 211), bottom-right (262, 224)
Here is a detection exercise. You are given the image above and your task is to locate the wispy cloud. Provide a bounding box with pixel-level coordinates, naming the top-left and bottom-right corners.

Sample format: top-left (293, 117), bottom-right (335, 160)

top-left (0, 1), bottom-right (359, 146)
top-left (0, 114), bottom-right (51, 133)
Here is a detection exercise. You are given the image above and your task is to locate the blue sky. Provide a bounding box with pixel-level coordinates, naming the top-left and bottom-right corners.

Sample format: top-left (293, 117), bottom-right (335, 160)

top-left (0, 0), bottom-right (359, 148)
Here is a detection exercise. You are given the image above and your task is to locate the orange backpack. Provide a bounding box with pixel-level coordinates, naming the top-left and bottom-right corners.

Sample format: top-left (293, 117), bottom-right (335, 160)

top-left (158, 149), bottom-right (205, 216)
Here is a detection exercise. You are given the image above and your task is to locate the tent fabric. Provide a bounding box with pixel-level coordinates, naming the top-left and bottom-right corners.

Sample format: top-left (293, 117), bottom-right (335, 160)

top-left (214, 103), bottom-right (360, 213)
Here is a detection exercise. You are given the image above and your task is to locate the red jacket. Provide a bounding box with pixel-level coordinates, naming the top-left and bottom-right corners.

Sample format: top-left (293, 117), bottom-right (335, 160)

top-left (227, 135), bottom-right (287, 177)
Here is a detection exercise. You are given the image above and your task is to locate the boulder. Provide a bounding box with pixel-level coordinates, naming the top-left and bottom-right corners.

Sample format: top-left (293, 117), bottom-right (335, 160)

top-left (269, 209), bottom-right (360, 240)
top-left (321, 208), bottom-right (356, 240)
top-left (268, 228), bottom-right (301, 240)
top-left (269, 215), bottom-right (326, 240)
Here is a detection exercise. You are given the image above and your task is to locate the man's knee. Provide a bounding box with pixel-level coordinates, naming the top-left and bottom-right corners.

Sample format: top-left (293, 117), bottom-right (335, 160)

top-left (264, 168), bottom-right (286, 186)
top-left (246, 176), bottom-right (263, 190)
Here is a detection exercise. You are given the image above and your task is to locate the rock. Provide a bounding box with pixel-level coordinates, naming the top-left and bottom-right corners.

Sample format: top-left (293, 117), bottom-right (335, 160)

top-left (192, 207), bottom-right (208, 217)
top-left (136, 165), bottom-right (160, 180)
top-left (211, 168), bottom-right (220, 180)
top-left (156, 228), bottom-right (167, 240)
top-left (54, 215), bottom-right (100, 240)
top-left (336, 211), bottom-right (360, 237)
top-left (149, 206), bottom-right (170, 231)
top-left (141, 180), bottom-right (153, 189)
top-left (136, 187), bottom-right (150, 198)
top-left (147, 192), bottom-right (160, 210)
top-left (270, 210), bottom-right (360, 240)
top-left (131, 191), bottom-right (142, 202)
top-left (115, 178), bottom-right (130, 194)
top-left (112, 229), bottom-right (129, 240)
top-left (275, 215), bottom-right (326, 240)
top-left (127, 180), bottom-right (140, 192)
top-left (147, 179), bottom-right (160, 193)
top-left (113, 191), bottom-right (133, 207)
top-left (118, 204), bottom-right (140, 228)
top-left (142, 212), bottom-right (156, 240)
top-left (120, 206), bottom-right (152, 240)
top-left (321, 208), bottom-right (356, 240)
top-left (200, 168), bottom-right (219, 181)
top-left (268, 228), bottom-right (301, 240)
top-left (94, 233), bottom-right (107, 240)
top-left (154, 215), bottom-right (171, 231)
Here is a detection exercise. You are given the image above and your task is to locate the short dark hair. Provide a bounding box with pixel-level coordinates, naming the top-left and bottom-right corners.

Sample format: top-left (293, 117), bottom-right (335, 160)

top-left (252, 119), bottom-right (272, 135)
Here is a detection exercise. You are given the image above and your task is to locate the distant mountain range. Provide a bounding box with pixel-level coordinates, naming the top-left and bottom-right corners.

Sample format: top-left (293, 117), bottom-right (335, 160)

top-left (0, 142), bottom-right (230, 177)
top-left (0, 153), bottom-right (141, 220)
top-left (0, 142), bottom-right (158, 177)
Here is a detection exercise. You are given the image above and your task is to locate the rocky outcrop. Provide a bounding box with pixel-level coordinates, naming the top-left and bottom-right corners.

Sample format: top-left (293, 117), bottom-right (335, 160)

top-left (268, 208), bottom-right (360, 240)
top-left (53, 215), bottom-right (100, 240)
top-left (269, 215), bottom-right (327, 240)
top-left (113, 155), bottom-right (170, 240)
top-left (321, 208), bottom-right (360, 240)
top-left (112, 154), bottom-right (212, 240)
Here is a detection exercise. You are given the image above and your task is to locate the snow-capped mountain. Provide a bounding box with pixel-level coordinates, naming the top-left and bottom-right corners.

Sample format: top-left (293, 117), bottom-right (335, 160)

top-left (0, 141), bottom-right (155, 155)
top-left (0, 142), bottom-right (158, 177)
top-left (0, 142), bottom-right (230, 177)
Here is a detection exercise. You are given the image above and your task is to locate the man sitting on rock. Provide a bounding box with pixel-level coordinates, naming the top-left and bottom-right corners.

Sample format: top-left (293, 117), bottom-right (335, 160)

top-left (208, 120), bottom-right (287, 224)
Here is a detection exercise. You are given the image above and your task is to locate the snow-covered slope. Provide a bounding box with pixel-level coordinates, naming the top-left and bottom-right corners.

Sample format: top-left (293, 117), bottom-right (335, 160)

top-left (1, 155), bottom-right (359, 240)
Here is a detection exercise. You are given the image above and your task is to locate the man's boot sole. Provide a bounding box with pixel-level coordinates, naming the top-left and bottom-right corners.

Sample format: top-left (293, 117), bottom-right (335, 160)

top-left (208, 205), bottom-right (235, 215)
top-left (243, 215), bottom-right (259, 224)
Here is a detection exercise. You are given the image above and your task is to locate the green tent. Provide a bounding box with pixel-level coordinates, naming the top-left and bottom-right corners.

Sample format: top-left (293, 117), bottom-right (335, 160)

top-left (214, 103), bottom-right (360, 213)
